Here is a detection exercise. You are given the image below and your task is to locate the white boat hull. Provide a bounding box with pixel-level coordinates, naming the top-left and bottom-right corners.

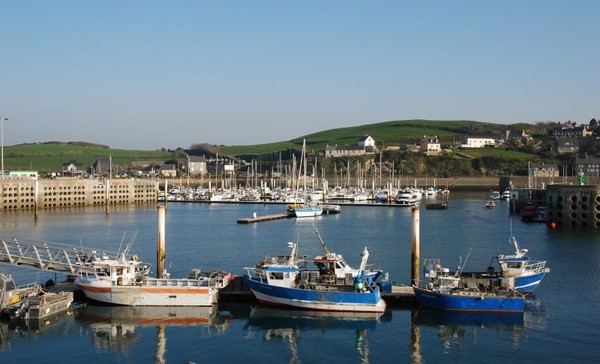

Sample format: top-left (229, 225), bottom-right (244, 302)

top-left (75, 278), bottom-right (220, 306)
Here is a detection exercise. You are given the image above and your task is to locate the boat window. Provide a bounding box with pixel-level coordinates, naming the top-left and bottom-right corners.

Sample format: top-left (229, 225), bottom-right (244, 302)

top-left (507, 262), bottom-right (522, 269)
top-left (269, 272), bottom-right (284, 280)
top-left (5, 281), bottom-right (16, 291)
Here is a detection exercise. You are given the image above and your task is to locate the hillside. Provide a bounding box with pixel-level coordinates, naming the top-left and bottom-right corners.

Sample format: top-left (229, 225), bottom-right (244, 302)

top-left (218, 119), bottom-right (503, 156)
top-left (3, 119), bottom-right (559, 176)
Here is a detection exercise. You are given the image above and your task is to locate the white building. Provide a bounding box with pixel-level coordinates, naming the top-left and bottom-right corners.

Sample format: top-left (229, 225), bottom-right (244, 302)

top-left (459, 136), bottom-right (496, 148)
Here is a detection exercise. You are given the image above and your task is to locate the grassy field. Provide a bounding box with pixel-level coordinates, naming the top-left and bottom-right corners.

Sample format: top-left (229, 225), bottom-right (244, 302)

top-left (4, 143), bottom-right (176, 173)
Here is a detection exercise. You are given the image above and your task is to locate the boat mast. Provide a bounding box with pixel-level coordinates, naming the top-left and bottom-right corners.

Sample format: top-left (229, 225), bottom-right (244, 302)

top-left (313, 225), bottom-right (331, 255)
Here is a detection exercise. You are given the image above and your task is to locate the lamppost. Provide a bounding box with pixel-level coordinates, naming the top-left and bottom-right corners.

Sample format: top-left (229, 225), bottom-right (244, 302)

top-left (1, 116), bottom-right (7, 176)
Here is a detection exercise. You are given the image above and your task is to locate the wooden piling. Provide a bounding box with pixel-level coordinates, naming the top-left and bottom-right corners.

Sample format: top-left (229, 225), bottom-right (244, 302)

top-left (411, 206), bottom-right (420, 286)
top-left (157, 205), bottom-right (166, 278)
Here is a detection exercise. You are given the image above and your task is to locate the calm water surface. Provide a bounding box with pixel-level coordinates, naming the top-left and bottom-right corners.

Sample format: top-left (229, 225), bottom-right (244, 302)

top-left (1, 194), bottom-right (599, 363)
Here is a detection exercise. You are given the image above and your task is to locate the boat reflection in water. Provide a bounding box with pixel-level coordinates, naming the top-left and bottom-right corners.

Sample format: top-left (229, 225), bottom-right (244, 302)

top-left (410, 308), bottom-right (527, 356)
top-left (75, 304), bottom-right (232, 353)
top-left (244, 306), bottom-right (390, 363)
top-left (0, 310), bottom-right (74, 350)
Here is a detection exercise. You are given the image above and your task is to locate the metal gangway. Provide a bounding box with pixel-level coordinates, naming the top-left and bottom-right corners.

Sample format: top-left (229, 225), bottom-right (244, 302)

top-left (0, 237), bottom-right (125, 275)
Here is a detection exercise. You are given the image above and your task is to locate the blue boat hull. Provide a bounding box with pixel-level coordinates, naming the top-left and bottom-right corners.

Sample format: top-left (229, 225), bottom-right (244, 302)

top-left (413, 287), bottom-right (525, 313)
top-left (243, 274), bottom-right (386, 313)
top-left (514, 271), bottom-right (546, 293)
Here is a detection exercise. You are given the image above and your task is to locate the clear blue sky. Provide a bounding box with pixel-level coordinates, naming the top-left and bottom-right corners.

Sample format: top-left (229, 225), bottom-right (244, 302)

top-left (1, 1), bottom-right (598, 150)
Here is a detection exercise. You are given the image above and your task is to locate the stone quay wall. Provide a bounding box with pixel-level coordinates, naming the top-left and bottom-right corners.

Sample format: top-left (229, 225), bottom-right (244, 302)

top-left (1, 178), bottom-right (159, 211)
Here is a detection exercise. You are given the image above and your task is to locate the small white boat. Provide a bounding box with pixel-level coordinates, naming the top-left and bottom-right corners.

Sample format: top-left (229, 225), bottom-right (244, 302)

top-left (322, 204), bottom-right (341, 214)
top-left (395, 190), bottom-right (416, 206)
top-left (489, 191), bottom-right (501, 200)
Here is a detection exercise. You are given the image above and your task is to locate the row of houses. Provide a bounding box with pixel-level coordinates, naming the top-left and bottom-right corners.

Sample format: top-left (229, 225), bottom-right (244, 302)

top-left (60, 155), bottom-right (233, 179)
top-left (324, 134), bottom-right (498, 158)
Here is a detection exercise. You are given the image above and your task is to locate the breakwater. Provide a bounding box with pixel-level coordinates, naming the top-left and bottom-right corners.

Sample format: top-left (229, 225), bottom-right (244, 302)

top-left (0, 178), bottom-right (158, 211)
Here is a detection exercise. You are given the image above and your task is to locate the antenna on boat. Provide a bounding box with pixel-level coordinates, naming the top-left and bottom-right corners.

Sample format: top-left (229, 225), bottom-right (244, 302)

top-left (312, 224), bottom-right (331, 255)
top-left (117, 231), bottom-right (127, 259)
top-left (455, 247), bottom-right (472, 277)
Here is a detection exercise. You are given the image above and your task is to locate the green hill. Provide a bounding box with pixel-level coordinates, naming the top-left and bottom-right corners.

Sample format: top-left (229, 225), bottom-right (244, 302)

top-left (3, 119), bottom-right (557, 176)
top-left (218, 119), bottom-right (499, 156)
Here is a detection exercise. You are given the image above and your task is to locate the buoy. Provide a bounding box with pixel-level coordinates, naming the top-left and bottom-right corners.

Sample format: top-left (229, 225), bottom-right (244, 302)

top-left (550, 222), bottom-right (556, 229)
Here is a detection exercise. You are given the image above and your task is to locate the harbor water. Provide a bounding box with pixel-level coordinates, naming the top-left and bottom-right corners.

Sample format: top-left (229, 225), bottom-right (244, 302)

top-left (1, 194), bottom-right (599, 363)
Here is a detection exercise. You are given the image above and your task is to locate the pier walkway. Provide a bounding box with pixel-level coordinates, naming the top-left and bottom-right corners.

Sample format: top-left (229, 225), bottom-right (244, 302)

top-left (237, 212), bottom-right (291, 223)
top-left (0, 237), bottom-right (116, 275)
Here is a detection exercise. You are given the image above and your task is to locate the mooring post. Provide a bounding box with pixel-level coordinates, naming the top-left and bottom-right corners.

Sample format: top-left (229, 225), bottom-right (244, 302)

top-left (157, 205), bottom-right (166, 278)
top-left (411, 206), bottom-right (420, 286)
top-left (164, 179), bottom-right (168, 209)
top-left (105, 179), bottom-right (110, 215)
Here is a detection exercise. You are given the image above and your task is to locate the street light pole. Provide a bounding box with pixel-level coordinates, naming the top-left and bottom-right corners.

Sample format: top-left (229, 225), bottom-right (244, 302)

top-left (1, 117), bottom-right (7, 176)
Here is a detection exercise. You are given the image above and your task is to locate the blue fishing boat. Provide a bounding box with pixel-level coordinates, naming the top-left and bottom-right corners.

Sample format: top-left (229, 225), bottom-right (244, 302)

top-left (413, 259), bottom-right (525, 313)
top-left (494, 236), bottom-right (549, 293)
top-left (459, 236), bottom-right (550, 294)
top-left (243, 241), bottom-right (390, 313)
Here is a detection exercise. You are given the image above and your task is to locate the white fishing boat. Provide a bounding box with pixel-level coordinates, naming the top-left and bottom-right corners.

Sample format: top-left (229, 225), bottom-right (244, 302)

top-left (74, 252), bottom-right (232, 306)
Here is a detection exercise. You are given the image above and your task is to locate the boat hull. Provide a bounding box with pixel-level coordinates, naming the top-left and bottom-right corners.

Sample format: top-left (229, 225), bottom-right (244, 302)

top-left (514, 271), bottom-right (547, 293)
top-left (294, 208), bottom-right (323, 218)
top-left (413, 287), bottom-right (524, 313)
top-left (75, 279), bottom-right (219, 306)
top-left (244, 274), bottom-right (386, 313)
top-left (7, 292), bottom-right (73, 321)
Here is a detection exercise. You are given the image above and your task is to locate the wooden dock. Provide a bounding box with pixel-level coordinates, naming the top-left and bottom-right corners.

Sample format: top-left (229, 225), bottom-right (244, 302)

top-left (237, 212), bottom-right (291, 224)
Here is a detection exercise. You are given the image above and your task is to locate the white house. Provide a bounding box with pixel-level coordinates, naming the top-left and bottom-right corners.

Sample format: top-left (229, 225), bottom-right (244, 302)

top-left (357, 135), bottom-right (376, 148)
top-left (459, 136), bottom-right (496, 148)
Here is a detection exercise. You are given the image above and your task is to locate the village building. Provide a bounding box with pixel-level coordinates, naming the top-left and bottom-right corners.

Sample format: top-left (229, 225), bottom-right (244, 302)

top-left (459, 136), bottom-right (496, 148)
top-left (557, 137), bottom-right (580, 154)
top-left (420, 135), bottom-right (442, 155)
top-left (62, 160), bottom-right (85, 177)
top-left (575, 155), bottom-right (600, 177)
top-left (530, 163), bottom-right (560, 178)
top-left (92, 157), bottom-right (119, 177)
top-left (185, 155), bottom-right (207, 177)
top-left (160, 163), bottom-right (177, 178)
top-left (325, 135), bottom-right (377, 158)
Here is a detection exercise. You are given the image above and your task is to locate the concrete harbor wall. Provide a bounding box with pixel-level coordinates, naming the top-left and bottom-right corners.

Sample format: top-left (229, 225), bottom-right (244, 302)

top-left (1, 178), bottom-right (159, 211)
top-left (546, 184), bottom-right (600, 229)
